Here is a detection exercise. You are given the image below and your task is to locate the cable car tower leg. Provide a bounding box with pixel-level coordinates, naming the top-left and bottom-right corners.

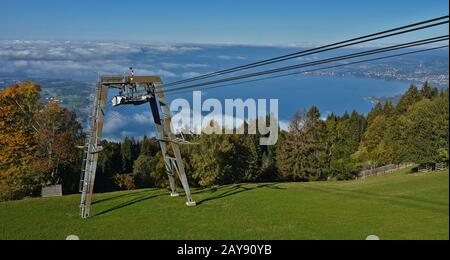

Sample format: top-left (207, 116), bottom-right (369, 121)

top-left (148, 94), bottom-right (179, 197)
top-left (80, 83), bottom-right (108, 218)
top-left (151, 83), bottom-right (196, 206)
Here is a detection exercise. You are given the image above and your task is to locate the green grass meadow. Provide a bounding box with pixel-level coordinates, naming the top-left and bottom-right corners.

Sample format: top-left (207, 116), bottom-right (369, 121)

top-left (0, 168), bottom-right (448, 240)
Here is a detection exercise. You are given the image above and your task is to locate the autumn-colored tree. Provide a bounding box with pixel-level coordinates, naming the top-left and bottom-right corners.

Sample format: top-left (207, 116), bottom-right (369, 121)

top-left (0, 82), bottom-right (42, 200)
top-left (33, 101), bottom-right (84, 186)
top-left (0, 82), bottom-right (83, 200)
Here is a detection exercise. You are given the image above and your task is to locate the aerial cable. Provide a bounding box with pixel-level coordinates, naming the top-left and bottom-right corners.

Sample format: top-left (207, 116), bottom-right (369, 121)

top-left (165, 45), bottom-right (449, 95)
top-left (164, 15), bottom-right (449, 88)
top-left (161, 36), bottom-right (449, 93)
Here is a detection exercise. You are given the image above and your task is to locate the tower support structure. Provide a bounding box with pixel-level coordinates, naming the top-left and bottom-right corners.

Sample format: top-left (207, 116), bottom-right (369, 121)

top-left (79, 75), bottom-right (196, 219)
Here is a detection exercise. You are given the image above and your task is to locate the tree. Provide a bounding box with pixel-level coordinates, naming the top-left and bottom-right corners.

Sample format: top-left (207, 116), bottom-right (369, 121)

top-left (150, 152), bottom-right (170, 188)
top-left (303, 106), bottom-right (329, 180)
top-left (189, 133), bottom-right (236, 187)
top-left (139, 136), bottom-right (159, 157)
top-left (277, 111), bottom-right (308, 181)
top-left (367, 102), bottom-right (383, 124)
top-left (400, 91), bottom-right (449, 164)
top-left (356, 83), bottom-right (448, 168)
top-left (121, 137), bottom-right (138, 173)
top-left (420, 81), bottom-right (439, 100)
top-left (132, 153), bottom-right (168, 188)
top-left (0, 82), bottom-right (84, 199)
top-left (33, 101), bottom-right (84, 187)
top-left (97, 141), bottom-right (122, 192)
top-left (238, 133), bottom-right (262, 182)
top-left (0, 82), bottom-right (42, 200)
top-left (0, 82), bottom-right (41, 170)
top-left (277, 107), bottom-right (328, 181)
top-left (260, 147), bottom-right (278, 181)
top-left (324, 110), bottom-right (366, 179)
top-left (330, 157), bottom-right (359, 180)
top-left (133, 155), bottom-right (154, 188)
top-left (396, 85), bottom-right (422, 114)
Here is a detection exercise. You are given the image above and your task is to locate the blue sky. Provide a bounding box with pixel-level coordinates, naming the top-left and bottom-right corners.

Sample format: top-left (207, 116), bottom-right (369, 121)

top-left (0, 0), bottom-right (448, 45)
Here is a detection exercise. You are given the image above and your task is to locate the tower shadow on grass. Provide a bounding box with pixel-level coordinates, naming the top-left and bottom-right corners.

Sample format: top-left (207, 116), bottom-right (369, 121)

top-left (195, 183), bottom-right (285, 206)
top-left (92, 183), bottom-right (285, 216)
top-left (94, 191), bottom-right (169, 217)
top-left (92, 189), bottom-right (158, 205)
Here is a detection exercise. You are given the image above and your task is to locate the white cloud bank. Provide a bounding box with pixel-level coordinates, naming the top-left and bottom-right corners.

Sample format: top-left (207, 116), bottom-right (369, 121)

top-left (0, 40), bottom-right (205, 80)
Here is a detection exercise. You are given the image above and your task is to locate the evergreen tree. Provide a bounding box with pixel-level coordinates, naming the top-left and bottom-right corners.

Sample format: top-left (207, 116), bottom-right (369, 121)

top-left (277, 107), bottom-right (329, 181)
top-left (420, 81), bottom-right (439, 100)
top-left (133, 155), bottom-right (154, 188)
top-left (400, 91), bottom-right (449, 164)
top-left (97, 141), bottom-right (121, 192)
top-left (396, 85), bottom-right (422, 114)
top-left (139, 135), bottom-right (159, 156)
top-left (120, 137), bottom-right (139, 173)
top-left (367, 102), bottom-right (383, 124)
top-left (241, 134), bottom-right (262, 182)
top-left (189, 133), bottom-right (236, 187)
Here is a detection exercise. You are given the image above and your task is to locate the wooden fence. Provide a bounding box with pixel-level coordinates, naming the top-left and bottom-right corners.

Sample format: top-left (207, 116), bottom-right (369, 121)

top-left (358, 163), bottom-right (413, 179)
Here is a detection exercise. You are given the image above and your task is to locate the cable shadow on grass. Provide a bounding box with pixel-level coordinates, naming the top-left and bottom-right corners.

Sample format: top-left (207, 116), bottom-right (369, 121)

top-left (195, 183), bottom-right (285, 206)
top-left (303, 185), bottom-right (448, 215)
top-left (93, 183), bottom-right (285, 216)
top-left (94, 191), bottom-right (169, 217)
top-left (92, 189), bottom-right (158, 205)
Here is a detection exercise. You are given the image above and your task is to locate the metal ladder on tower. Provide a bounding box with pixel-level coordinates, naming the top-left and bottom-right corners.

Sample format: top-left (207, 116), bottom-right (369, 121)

top-left (79, 83), bottom-right (107, 218)
top-left (79, 103), bottom-right (96, 193)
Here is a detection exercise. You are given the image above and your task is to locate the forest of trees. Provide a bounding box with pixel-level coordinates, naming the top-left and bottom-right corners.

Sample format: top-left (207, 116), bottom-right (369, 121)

top-left (64, 81), bottom-right (450, 192)
top-left (0, 81), bottom-right (448, 200)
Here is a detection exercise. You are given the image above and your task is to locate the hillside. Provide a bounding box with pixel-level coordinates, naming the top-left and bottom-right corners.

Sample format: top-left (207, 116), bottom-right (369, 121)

top-left (0, 168), bottom-right (448, 240)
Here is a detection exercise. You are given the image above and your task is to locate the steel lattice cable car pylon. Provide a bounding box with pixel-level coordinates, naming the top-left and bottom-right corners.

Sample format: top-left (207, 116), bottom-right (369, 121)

top-left (79, 74), bottom-right (196, 219)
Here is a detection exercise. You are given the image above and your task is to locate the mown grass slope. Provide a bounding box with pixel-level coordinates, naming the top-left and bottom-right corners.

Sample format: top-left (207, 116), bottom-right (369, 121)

top-left (0, 168), bottom-right (448, 240)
